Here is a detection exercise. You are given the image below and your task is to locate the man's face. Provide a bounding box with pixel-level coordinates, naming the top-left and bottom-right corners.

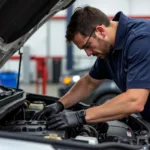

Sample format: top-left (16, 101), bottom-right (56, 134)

top-left (73, 26), bottom-right (113, 59)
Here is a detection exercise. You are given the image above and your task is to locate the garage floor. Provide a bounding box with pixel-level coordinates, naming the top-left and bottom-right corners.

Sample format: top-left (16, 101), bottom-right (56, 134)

top-left (20, 83), bottom-right (59, 97)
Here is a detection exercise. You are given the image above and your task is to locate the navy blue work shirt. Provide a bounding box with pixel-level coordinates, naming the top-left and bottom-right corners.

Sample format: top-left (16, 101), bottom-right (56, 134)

top-left (89, 11), bottom-right (150, 119)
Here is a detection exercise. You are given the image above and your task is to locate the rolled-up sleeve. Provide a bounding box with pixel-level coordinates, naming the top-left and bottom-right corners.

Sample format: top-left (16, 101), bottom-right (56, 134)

top-left (127, 35), bottom-right (150, 89)
top-left (89, 58), bottom-right (111, 80)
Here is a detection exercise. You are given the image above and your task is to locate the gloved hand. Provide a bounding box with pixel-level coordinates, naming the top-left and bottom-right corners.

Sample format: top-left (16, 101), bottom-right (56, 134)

top-left (37, 101), bottom-right (64, 119)
top-left (46, 110), bottom-right (86, 130)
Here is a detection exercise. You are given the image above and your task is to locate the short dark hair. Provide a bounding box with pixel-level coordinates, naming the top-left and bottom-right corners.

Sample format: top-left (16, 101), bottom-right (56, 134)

top-left (65, 6), bottom-right (110, 42)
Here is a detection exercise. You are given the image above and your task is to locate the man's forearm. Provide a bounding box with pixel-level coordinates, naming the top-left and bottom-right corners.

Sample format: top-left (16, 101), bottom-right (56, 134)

top-left (87, 114), bottom-right (128, 123)
top-left (60, 75), bottom-right (103, 108)
top-left (85, 89), bottom-right (149, 123)
top-left (60, 80), bottom-right (92, 108)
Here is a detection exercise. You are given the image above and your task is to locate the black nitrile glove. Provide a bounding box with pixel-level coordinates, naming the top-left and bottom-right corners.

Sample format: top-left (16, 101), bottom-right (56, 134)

top-left (46, 110), bottom-right (86, 130)
top-left (37, 101), bottom-right (64, 119)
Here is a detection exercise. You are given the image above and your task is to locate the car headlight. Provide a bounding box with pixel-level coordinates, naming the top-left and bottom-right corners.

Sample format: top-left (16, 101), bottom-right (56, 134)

top-left (63, 76), bottom-right (72, 85)
top-left (72, 75), bottom-right (80, 82)
top-left (62, 75), bottom-right (80, 85)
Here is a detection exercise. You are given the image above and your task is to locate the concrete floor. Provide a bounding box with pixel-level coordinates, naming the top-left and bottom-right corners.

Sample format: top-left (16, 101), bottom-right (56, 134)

top-left (20, 83), bottom-right (59, 97)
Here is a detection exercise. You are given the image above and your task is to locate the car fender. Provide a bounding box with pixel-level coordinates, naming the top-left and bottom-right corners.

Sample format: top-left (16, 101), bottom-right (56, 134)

top-left (84, 80), bottom-right (122, 104)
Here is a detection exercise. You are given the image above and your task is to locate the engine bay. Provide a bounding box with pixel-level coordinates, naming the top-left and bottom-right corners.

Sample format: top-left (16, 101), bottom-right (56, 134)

top-left (0, 86), bottom-right (149, 147)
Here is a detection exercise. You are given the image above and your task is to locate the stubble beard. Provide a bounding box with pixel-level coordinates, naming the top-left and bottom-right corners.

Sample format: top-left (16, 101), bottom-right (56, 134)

top-left (97, 38), bottom-right (112, 58)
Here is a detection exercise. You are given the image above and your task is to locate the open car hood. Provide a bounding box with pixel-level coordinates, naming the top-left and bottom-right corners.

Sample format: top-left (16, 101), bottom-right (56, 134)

top-left (0, 0), bottom-right (75, 68)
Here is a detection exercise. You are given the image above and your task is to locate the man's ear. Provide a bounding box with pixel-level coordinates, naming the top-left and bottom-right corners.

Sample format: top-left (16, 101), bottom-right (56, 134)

top-left (95, 26), bottom-right (105, 38)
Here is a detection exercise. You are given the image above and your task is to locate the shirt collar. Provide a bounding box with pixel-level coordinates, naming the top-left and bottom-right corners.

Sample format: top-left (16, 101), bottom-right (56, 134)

top-left (113, 11), bottom-right (129, 51)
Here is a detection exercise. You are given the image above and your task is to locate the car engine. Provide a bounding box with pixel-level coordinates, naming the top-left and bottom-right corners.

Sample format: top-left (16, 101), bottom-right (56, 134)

top-left (0, 86), bottom-right (149, 147)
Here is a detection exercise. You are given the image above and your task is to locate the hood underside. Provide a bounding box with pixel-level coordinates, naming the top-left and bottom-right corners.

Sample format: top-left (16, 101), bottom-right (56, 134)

top-left (0, 0), bottom-right (75, 68)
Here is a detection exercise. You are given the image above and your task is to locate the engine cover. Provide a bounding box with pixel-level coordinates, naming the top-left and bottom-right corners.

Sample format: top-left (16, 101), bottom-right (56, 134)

top-left (99, 120), bottom-right (135, 143)
top-left (0, 120), bottom-right (68, 139)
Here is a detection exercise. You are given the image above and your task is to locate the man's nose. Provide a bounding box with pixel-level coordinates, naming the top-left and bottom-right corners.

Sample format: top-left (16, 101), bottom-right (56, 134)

top-left (85, 49), bottom-right (93, 56)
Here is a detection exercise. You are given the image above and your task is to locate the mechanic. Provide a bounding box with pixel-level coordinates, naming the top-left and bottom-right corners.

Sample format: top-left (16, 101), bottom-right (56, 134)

top-left (40, 6), bottom-right (150, 130)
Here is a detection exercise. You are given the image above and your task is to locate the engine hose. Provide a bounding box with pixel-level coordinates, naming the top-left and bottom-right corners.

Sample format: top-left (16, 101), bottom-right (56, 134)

top-left (52, 141), bottom-right (144, 150)
top-left (87, 125), bottom-right (99, 138)
top-left (92, 143), bottom-right (146, 150)
top-left (78, 125), bottom-right (99, 138)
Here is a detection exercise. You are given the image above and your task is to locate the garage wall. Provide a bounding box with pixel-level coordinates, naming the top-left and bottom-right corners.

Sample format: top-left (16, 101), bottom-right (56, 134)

top-left (74, 0), bottom-right (150, 15)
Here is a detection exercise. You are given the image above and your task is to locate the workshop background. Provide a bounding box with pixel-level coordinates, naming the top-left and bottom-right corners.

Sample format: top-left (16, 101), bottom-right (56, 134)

top-left (0, 0), bottom-right (150, 97)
